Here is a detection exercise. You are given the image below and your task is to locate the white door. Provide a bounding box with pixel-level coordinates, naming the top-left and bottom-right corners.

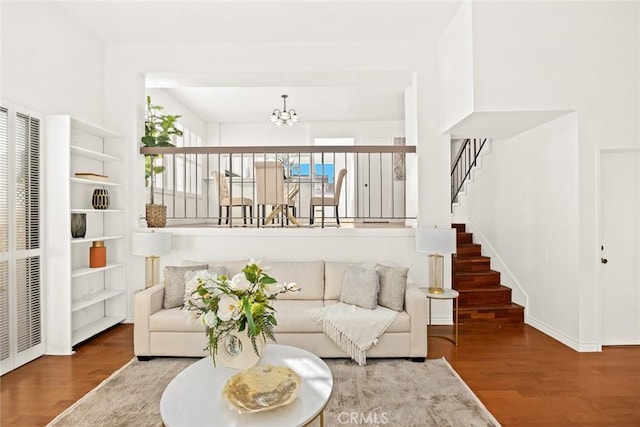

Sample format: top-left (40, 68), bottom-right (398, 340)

top-left (600, 150), bottom-right (640, 345)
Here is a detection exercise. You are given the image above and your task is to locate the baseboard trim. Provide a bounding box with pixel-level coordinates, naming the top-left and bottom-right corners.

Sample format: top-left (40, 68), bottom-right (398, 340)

top-left (526, 315), bottom-right (599, 352)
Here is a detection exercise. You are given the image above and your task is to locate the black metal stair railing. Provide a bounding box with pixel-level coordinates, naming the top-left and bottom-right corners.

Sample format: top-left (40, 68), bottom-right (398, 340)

top-left (451, 138), bottom-right (487, 207)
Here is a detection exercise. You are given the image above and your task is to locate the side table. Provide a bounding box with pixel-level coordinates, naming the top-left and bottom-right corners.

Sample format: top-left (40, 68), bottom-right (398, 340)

top-left (425, 289), bottom-right (459, 346)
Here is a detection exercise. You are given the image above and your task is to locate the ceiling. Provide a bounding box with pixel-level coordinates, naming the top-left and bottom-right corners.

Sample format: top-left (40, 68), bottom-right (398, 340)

top-left (52, 1), bottom-right (462, 124)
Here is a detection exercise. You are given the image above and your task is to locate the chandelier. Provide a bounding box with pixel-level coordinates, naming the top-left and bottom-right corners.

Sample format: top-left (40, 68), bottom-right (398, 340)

top-left (268, 94), bottom-right (299, 126)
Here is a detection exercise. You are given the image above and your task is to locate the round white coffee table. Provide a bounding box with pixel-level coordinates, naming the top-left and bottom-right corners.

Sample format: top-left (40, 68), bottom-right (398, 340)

top-left (160, 344), bottom-right (333, 427)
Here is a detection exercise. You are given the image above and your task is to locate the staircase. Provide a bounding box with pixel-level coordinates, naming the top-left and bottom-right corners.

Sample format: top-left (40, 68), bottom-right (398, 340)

top-left (452, 223), bottom-right (524, 324)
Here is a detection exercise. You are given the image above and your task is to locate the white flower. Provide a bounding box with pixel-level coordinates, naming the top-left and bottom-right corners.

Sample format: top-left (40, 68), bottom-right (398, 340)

top-left (284, 282), bottom-right (301, 293)
top-left (217, 294), bottom-right (242, 321)
top-left (263, 282), bottom-right (284, 297)
top-left (202, 311), bottom-right (218, 328)
top-left (185, 270), bottom-right (218, 294)
top-left (249, 258), bottom-right (271, 271)
top-left (230, 273), bottom-right (251, 292)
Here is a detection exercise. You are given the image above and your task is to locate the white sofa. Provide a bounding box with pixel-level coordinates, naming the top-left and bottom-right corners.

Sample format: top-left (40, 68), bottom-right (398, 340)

top-left (134, 260), bottom-right (427, 361)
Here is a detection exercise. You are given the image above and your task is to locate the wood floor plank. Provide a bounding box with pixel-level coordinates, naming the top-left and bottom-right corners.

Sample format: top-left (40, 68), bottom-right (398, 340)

top-left (2, 322), bottom-right (640, 425)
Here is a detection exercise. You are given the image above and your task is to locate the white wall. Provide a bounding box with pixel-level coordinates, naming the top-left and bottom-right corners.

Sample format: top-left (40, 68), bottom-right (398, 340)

top-left (450, 1), bottom-right (640, 350)
top-left (438, 1), bottom-right (474, 133)
top-left (0, 2), bottom-right (105, 123)
top-left (220, 123), bottom-right (310, 146)
top-left (146, 89), bottom-right (207, 139)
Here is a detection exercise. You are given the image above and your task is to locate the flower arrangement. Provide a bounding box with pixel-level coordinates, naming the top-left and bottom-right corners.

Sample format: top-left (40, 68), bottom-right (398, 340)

top-left (184, 262), bottom-right (300, 365)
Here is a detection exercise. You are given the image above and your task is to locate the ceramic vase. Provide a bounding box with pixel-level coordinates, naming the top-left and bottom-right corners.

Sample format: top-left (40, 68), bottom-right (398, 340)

top-left (216, 333), bottom-right (265, 370)
top-left (92, 188), bottom-right (110, 210)
top-left (89, 241), bottom-right (107, 268)
top-left (70, 213), bottom-right (86, 238)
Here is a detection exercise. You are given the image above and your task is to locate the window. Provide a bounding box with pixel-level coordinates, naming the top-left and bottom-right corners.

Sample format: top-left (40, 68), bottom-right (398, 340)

top-left (156, 123), bottom-right (203, 197)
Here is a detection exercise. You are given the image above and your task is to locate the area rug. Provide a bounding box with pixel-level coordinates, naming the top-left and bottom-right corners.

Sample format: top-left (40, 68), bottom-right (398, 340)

top-left (48, 357), bottom-right (500, 427)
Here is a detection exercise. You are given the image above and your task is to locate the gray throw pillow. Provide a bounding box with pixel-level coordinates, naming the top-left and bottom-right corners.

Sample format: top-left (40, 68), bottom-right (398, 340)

top-left (339, 266), bottom-right (379, 310)
top-left (163, 265), bottom-right (208, 309)
top-left (376, 264), bottom-right (409, 311)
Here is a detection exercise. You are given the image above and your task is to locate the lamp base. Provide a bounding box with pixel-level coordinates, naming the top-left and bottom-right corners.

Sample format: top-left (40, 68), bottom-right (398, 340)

top-left (428, 287), bottom-right (444, 295)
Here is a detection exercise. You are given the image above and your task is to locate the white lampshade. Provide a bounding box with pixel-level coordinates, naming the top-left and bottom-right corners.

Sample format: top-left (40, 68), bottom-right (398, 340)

top-left (415, 228), bottom-right (457, 255)
top-left (132, 231), bottom-right (172, 256)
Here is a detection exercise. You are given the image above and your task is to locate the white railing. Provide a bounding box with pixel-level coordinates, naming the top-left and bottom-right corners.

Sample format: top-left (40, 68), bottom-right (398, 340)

top-left (140, 145), bottom-right (417, 228)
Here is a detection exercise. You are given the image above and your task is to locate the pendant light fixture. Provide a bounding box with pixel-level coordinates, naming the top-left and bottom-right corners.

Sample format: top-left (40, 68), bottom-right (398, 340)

top-left (268, 94), bottom-right (299, 126)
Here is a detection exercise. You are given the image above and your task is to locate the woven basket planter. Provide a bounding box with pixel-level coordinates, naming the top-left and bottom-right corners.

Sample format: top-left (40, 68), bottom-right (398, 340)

top-left (146, 204), bottom-right (167, 228)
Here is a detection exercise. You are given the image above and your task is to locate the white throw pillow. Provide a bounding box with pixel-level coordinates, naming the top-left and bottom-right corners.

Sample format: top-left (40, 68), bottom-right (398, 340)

top-left (339, 266), bottom-right (379, 310)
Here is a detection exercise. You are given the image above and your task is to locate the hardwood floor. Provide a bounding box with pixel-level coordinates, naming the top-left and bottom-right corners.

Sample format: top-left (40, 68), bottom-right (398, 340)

top-left (1, 324), bottom-right (134, 426)
top-left (2, 322), bottom-right (639, 426)
top-left (429, 323), bottom-right (640, 426)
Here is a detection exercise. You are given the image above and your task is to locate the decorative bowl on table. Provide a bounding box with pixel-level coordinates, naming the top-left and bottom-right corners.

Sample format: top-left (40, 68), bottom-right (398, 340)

top-left (222, 364), bottom-right (301, 413)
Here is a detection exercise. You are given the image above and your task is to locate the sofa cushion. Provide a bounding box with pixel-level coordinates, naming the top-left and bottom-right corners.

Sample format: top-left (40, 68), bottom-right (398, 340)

top-left (339, 266), bottom-right (379, 310)
top-left (163, 265), bottom-right (208, 309)
top-left (324, 261), bottom-right (351, 300)
top-left (271, 300), bottom-right (324, 333)
top-left (376, 264), bottom-right (409, 311)
top-left (182, 260), bottom-right (246, 277)
top-left (267, 261), bottom-right (324, 300)
top-left (150, 307), bottom-right (205, 332)
top-left (183, 260), bottom-right (322, 300)
top-left (324, 261), bottom-right (377, 300)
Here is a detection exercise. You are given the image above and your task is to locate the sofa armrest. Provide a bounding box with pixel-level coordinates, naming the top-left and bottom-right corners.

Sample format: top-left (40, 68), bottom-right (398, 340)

top-left (134, 284), bottom-right (165, 356)
top-left (404, 284), bottom-right (427, 358)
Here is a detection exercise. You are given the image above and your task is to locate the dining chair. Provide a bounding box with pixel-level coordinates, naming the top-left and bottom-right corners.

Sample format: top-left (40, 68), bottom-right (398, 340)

top-left (310, 168), bottom-right (347, 226)
top-left (211, 171), bottom-right (253, 225)
top-left (255, 161), bottom-right (299, 226)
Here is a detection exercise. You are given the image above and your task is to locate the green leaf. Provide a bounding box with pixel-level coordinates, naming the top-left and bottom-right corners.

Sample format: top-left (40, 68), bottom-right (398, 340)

top-left (260, 275), bottom-right (277, 285)
top-left (243, 297), bottom-right (258, 336)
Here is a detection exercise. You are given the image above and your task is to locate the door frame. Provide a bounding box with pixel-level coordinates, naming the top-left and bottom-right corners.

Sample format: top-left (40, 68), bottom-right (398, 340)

top-left (595, 147), bottom-right (640, 350)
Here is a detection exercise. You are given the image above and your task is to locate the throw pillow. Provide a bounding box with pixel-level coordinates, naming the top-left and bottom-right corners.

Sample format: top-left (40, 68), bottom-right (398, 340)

top-left (339, 266), bottom-right (379, 310)
top-left (183, 267), bottom-right (227, 307)
top-left (163, 264), bottom-right (208, 309)
top-left (376, 264), bottom-right (409, 311)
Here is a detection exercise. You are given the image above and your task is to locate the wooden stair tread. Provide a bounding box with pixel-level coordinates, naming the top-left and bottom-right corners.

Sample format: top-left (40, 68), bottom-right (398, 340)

top-left (454, 270), bottom-right (500, 277)
top-left (457, 285), bottom-right (512, 293)
top-left (453, 255), bottom-right (490, 261)
top-left (456, 302), bottom-right (524, 310)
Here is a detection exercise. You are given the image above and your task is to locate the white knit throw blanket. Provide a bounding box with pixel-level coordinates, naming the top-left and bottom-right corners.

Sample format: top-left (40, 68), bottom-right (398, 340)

top-left (313, 303), bottom-right (398, 366)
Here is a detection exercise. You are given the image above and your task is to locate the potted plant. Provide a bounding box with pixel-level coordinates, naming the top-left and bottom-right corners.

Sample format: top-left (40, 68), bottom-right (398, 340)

top-left (142, 96), bottom-right (182, 227)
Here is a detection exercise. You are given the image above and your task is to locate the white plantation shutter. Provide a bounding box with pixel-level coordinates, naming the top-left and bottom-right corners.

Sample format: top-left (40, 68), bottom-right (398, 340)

top-left (15, 113), bottom-right (41, 251)
top-left (0, 107), bottom-right (8, 254)
top-left (0, 107), bottom-right (9, 363)
top-left (0, 261), bottom-right (9, 362)
top-left (0, 104), bottom-right (44, 374)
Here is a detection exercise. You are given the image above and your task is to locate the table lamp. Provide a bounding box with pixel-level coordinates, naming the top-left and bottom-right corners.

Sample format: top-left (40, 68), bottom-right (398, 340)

top-left (415, 227), bottom-right (457, 295)
top-left (132, 231), bottom-right (172, 288)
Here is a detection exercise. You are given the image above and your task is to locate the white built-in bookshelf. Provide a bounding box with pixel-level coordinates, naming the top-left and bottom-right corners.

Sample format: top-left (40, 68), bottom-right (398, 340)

top-left (45, 116), bottom-right (127, 355)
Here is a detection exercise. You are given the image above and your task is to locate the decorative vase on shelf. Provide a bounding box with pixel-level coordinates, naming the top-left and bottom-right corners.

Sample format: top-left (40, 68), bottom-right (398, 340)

top-left (92, 188), bottom-right (110, 210)
top-left (216, 333), bottom-right (266, 370)
top-left (89, 241), bottom-right (107, 268)
top-left (70, 213), bottom-right (86, 238)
